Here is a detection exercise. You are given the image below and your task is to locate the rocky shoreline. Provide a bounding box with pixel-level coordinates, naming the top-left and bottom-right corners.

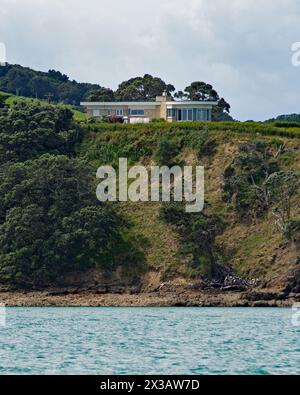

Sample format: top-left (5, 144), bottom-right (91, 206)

top-left (0, 288), bottom-right (299, 307)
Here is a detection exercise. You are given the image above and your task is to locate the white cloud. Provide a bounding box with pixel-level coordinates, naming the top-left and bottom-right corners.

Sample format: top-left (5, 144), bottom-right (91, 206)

top-left (0, 0), bottom-right (300, 120)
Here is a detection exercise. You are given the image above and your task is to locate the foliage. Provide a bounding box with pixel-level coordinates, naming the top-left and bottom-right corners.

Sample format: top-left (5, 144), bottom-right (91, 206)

top-left (0, 100), bottom-right (84, 163)
top-left (85, 87), bottom-right (115, 102)
top-left (115, 74), bottom-right (175, 101)
top-left (188, 126), bottom-right (216, 158)
top-left (284, 219), bottom-right (300, 245)
top-left (266, 171), bottom-right (300, 233)
top-left (0, 155), bottom-right (123, 285)
top-left (160, 203), bottom-right (224, 277)
top-left (266, 114), bottom-right (300, 123)
top-left (153, 139), bottom-right (179, 166)
top-left (273, 121), bottom-right (300, 128)
top-left (175, 81), bottom-right (231, 121)
top-left (0, 92), bottom-right (10, 108)
top-left (0, 64), bottom-right (106, 105)
top-left (223, 141), bottom-right (300, 237)
top-left (151, 118), bottom-right (166, 123)
top-left (223, 141), bottom-right (280, 218)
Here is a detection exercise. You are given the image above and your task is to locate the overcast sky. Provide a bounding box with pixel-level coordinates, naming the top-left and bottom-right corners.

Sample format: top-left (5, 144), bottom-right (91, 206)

top-left (0, 0), bottom-right (300, 120)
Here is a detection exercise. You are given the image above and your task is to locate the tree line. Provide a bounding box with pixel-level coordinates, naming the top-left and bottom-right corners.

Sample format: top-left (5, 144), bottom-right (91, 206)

top-left (0, 100), bottom-right (144, 287)
top-left (0, 64), bottom-right (232, 120)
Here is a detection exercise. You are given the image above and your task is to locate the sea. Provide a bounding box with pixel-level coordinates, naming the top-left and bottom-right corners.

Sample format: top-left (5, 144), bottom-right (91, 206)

top-left (0, 307), bottom-right (299, 375)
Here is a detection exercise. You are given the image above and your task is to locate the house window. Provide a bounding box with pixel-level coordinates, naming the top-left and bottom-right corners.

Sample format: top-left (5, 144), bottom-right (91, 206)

top-left (116, 109), bottom-right (123, 116)
top-left (167, 109), bottom-right (177, 118)
top-left (195, 108), bottom-right (206, 121)
top-left (188, 109), bottom-right (193, 121)
top-left (107, 109), bottom-right (112, 116)
top-left (93, 109), bottom-right (100, 117)
top-left (182, 109), bottom-right (187, 121)
top-left (129, 109), bottom-right (145, 116)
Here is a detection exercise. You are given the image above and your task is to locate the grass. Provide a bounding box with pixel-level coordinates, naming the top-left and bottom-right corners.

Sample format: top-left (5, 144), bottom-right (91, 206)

top-left (85, 125), bottom-right (300, 282)
top-left (0, 91), bottom-right (87, 122)
top-left (84, 119), bottom-right (300, 140)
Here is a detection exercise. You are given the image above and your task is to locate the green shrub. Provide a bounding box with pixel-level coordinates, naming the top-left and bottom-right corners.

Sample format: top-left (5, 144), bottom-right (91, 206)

top-left (153, 139), bottom-right (180, 166)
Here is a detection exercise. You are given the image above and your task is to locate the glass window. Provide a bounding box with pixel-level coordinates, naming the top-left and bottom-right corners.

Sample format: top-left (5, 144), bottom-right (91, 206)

top-left (129, 109), bottom-right (145, 116)
top-left (116, 109), bottom-right (124, 116)
top-left (182, 109), bottom-right (187, 121)
top-left (188, 109), bottom-right (193, 121)
top-left (193, 109), bottom-right (197, 121)
top-left (167, 109), bottom-right (177, 118)
top-left (93, 109), bottom-right (100, 117)
top-left (198, 109), bottom-right (204, 121)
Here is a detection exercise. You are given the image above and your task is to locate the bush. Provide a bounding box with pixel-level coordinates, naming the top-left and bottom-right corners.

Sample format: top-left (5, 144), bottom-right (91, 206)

top-left (0, 100), bottom-right (83, 163)
top-left (160, 203), bottom-right (224, 277)
top-left (284, 219), bottom-right (300, 244)
top-left (0, 155), bottom-right (122, 286)
top-left (151, 118), bottom-right (166, 123)
top-left (153, 139), bottom-right (179, 166)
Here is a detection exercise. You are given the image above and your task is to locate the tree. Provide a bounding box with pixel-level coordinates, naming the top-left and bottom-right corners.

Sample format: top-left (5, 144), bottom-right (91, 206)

top-left (48, 69), bottom-right (69, 83)
top-left (86, 87), bottom-right (115, 102)
top-left (0, 64), bottom-right (104, 105)
top-left (182, 81), bottom-right (219, 101)
top-left (29, 76), bottom-right (55, 99)
top-left (5, 68), bottom-right (31, 96)
top-left (0, 93), bottom-right (9, 108)
top-left (177, 81), bottom-right (232, 121)
top-left (266, 171), bottom-right (300, 234)
top-left (154, 139), bottom-right (179, 166)
top-left (0, 101), bottom-right (81, 163)
top-left (212, 98), bottom-right (232, 121)
top-left (223, 141), bottom-right (279, 218)
top-left (0, 155), bottom-right (121, 285)
top-left (115, 74), bottom-right (175, 101)
top-left (160, 203), bottom-right (224, 277)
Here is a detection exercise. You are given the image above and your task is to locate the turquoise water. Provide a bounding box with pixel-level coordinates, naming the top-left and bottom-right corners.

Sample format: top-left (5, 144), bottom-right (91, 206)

top-left (0, 307), bottom-right (300, 375)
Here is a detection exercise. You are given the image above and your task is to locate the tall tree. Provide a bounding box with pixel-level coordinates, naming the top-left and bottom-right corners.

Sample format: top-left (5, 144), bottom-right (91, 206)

top-left (182, 81), bottom-right (219, 101)
top-left (177, 81), bottom-right (232, 121)
top-left (115, 74), bottom-right (175, 101)
top-left (86, 87), bottom-right (115, 102)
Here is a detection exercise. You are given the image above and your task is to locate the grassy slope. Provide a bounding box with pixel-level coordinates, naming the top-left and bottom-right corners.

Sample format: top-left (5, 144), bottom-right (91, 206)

top-left (78, 122), bottom-right (300, 288)
top-left (1, 91), bottom-right (87, 122)
top-left (3, 91), bottom-right (300, 288)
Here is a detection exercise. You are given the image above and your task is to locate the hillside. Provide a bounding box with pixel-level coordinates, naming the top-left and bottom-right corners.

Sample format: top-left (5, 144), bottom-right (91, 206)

top-left (0, 64), bottom-right (103, 105)
top-left (78, 122), bottom-right (300, 292)
top-left (1, 95), bottom-right (300, 305)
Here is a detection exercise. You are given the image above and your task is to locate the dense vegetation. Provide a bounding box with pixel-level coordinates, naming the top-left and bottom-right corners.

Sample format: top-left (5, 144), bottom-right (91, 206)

top-left (80, 120), bottom-right (300, 281)
top-left (0, 64), bottom-right (103, 105)
top-left (0, 64), bottom-right (232, 120)
top-left (0, 98), bottom-right (144, 286)
top-left (1, 90), bottom-right (300, 288)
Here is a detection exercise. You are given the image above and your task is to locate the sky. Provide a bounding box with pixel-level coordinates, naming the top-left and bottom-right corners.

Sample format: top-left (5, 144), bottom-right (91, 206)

top-left (0, 0), bottom-right (300, 120)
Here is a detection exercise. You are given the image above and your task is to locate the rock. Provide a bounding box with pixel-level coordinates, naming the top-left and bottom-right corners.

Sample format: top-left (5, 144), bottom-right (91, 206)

top-left (295, 258), bottom-right (300, 265)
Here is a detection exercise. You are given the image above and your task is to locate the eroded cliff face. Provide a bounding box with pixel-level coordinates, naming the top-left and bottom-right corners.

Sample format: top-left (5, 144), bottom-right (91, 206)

top-left (48, 132), bottom-right (300, 300)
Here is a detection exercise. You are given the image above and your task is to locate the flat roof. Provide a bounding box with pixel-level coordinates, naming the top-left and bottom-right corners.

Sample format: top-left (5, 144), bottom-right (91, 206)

top-left (80, 101), bottom-right (218, 107)
top-left (166, 101), bottom-right (218, 106)
top-left (80, 102), bottom-right (160, 106)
